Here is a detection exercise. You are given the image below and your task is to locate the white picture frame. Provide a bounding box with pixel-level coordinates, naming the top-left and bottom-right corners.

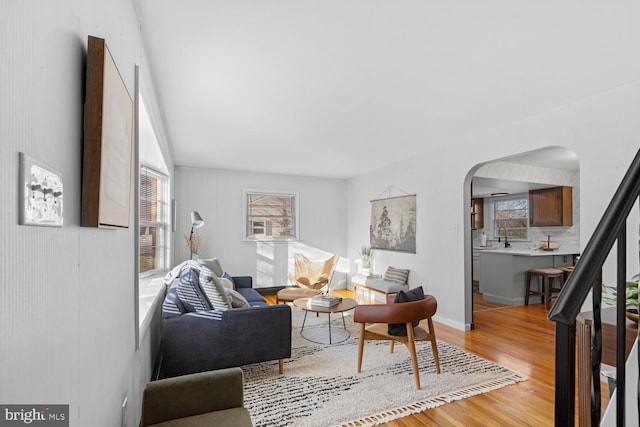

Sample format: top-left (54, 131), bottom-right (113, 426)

top-left (19, 152), bottom-right (63, 227)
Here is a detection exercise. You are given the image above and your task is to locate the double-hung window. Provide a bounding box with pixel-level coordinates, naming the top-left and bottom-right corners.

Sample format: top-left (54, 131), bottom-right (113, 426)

top-left (243, 190), bottom-right (299, 241)
top-left (139, 167), bottom-right (169, 273)
top-left (493, 195), bottom-right (529, 240)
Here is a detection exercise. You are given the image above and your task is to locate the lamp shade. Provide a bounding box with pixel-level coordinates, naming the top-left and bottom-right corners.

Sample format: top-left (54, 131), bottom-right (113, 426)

top-left (190, 211), bottom-right (204, 228)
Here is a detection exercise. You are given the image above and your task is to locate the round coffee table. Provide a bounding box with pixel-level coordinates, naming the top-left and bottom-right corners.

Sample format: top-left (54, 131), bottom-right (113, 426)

top-left (293, 297), bottom-right (358, 344)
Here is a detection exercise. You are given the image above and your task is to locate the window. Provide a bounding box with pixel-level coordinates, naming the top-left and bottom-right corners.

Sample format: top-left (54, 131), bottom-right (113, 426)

top-left (139, 167), bottom-right (169, 273)
top-left (493, 195), bottom-right (529, 240)
top-left (244, 190), bottom-right (299, 241)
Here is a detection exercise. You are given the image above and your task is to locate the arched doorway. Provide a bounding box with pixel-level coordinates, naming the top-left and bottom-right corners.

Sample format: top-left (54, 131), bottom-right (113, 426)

top-left (464, 147), bottom-right (580, 328)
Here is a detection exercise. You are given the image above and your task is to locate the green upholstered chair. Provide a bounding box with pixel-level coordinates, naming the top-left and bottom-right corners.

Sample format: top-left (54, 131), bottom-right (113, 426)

top-left (139, 368), bottom-right (253, 427)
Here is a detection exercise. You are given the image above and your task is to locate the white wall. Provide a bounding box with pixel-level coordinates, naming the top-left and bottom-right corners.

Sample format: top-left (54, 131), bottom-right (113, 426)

top-left (347, 84), bottom-right (640, 330)
top-left (174, 167), bottom-right (348, 289)
top-left (1, 2), bottom-right (168, 426)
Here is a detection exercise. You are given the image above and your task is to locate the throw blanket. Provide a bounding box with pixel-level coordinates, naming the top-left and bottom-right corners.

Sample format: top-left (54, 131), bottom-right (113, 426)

top-left (164, 260), bottom-right (202, 285)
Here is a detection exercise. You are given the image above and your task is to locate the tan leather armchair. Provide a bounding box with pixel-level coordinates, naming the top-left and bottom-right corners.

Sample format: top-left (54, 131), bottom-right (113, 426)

top-left (353, 295), bottom-right (441, 389)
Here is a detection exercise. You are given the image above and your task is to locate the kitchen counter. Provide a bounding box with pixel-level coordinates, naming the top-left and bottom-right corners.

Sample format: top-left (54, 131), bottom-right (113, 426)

top-left (478, 248), bottom-right (579, 306)
top-left (474, 247), bottom-right (579, 257)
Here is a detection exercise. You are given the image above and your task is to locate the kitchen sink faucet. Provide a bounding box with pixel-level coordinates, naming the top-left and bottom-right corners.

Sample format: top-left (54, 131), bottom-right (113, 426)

top-left (498, 227), bottom-right (511, 248)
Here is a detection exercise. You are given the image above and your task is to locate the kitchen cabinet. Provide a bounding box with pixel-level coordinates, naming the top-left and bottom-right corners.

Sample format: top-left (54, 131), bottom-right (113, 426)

top-left (478, 248), bottom-right (579, 305)
top-left (553, 254), bottom-right (574, 268)
top-left (529, 186), bottom-right (573, 227)
top-left (471, 197), bottom-right (484, 230)
top-left (480, 252), bottom-right (554, 305)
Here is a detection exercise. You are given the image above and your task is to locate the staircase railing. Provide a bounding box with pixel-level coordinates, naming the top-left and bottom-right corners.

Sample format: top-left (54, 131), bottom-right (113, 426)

top-left (548, 148), bottom-right (640, 426)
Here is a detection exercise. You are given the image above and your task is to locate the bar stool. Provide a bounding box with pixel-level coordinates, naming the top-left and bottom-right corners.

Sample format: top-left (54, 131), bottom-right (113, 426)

top-left (526, 268), bottom-right (565, 309)
top-left (559, 266), bottom-right (575, 281)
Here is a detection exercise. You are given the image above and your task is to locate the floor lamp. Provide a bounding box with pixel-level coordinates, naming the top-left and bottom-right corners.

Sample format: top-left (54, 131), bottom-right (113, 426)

top-left (189, 211), bottom-right (204, 259)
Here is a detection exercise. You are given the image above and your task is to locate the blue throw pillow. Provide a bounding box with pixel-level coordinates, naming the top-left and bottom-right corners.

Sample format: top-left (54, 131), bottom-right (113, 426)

top-left (222, 272), bottom-right (236, 289)
top-left (388, 286), bottom-right (424, 336)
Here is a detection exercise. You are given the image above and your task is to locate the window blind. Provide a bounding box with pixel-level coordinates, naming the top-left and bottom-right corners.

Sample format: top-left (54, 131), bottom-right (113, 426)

top-left (139, 167), bottom-right (168, 273)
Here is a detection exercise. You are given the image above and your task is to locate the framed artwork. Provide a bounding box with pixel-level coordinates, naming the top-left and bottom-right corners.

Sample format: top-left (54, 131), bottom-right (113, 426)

top-left (81, 36), bottom-right (134, 228)
top-left (19, 152), bottom-right (63, 227)
top-left (370, 194), bottom-right (416, 253)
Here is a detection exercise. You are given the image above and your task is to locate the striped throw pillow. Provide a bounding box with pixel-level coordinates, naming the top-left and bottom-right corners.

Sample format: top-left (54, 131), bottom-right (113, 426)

top-left (198, 258), bottom-right (224, 277)
top-left (384, 266), bottom-right (410, 284)
top-left (199, 265), bottom-right (231, 310)
top-left (176, 267), bottom-right (212, 312)
top-left (162, 284), bottom-right (186, 319)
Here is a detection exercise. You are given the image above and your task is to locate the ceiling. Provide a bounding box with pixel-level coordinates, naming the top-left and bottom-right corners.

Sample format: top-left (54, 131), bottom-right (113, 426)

top-left (135, 1), bottom-right (639, 179)
top-left (501, 147), bottom-right (579, 171)
top-left (472, 147), bottom-right (579, 197)
top-left (472, 177), bottom-right (553, 198)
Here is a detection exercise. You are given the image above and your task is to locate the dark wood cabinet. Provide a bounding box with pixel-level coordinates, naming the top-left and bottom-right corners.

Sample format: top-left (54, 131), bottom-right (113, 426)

top-left (529, 186), bottom-right (572, 227)
top-left (471, 197), bottom-right (484, 230)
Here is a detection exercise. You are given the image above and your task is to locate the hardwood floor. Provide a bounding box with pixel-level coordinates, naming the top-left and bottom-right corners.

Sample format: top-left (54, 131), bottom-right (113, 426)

top-left (413, 304), bottom-right (556, 426)
top-left (472, 291), bottom-right (506, 312)
top-left (265, 289), bottom-right (605, 426)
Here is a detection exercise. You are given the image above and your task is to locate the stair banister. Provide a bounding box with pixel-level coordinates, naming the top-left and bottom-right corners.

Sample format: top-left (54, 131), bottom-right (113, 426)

top-left (547, 147), bottom-right (640, 426)
top-left (549, 148), bottom-right (640, 325)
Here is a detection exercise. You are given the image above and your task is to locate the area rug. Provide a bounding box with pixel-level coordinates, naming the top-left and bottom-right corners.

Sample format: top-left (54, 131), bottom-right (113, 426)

top-left (242, 309), bottom-right (526, 427)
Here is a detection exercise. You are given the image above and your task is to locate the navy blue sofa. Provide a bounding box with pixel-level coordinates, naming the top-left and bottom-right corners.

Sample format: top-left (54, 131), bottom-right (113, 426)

top-left (161, 266), bottom-right (292, 378)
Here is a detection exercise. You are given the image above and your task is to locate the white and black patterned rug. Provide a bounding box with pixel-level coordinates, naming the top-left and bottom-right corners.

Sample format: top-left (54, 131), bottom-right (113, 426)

top-left (242, 309), bottom-right (526, 427)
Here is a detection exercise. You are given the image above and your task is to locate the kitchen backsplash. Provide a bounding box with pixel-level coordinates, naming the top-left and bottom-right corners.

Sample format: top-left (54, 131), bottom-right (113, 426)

top-left (472, 186), bottom-right (581, 253)
top-left (472, 226), bottom-right (581, 252)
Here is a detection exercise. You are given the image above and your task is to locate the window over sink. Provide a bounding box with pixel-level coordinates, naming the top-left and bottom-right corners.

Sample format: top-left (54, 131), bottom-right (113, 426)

top-left (493, 195), bottom-right (529, 240)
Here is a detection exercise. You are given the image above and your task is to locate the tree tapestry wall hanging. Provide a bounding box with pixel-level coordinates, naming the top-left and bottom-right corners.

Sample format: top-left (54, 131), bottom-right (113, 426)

top-left (370, 190), bottom-right (416, 253)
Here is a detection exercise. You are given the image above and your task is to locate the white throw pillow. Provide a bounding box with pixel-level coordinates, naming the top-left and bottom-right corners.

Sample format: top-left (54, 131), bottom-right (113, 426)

top-left (219, 277), bottom-right (234, 290)
top-left (225, 288), bottom-right (250, 308)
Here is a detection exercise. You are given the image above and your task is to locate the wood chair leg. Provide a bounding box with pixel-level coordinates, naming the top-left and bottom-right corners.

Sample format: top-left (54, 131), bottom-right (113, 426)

top-left (279, 359), bottom-right (284, 374)
top-left (357, 323), bottom-right (365, 373)
top-left (427, 318), bottom-right (441, 374)
top-left (544, 276), bottom-right (551, 309)
top-left (406, 323), bottom-right (421, 389)
top-left (550, 275), bottom-right (564, 308)
top-left (390, 340), bottom-right (395, 353)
